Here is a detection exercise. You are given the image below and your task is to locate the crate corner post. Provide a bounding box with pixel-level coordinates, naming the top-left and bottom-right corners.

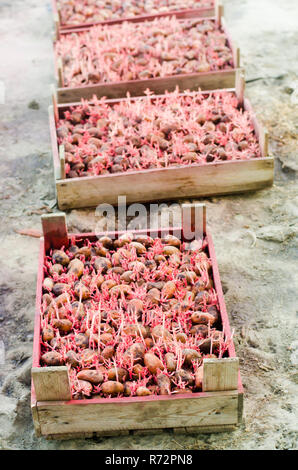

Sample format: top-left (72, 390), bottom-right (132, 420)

top-left (202, 357), bottom-right (239, 392)
top-left (31, 397), bottom-right (42, 437)
top-left (216, 0), bottom-right (224, 26)
top-left (236, 69), bottom-right (245, 106)
top-left (32, 366), bottom-right (72, 401)
top-left (182, 202), bottom-right (206, 241)
top-left (41, 212), bottom-right (69, 251)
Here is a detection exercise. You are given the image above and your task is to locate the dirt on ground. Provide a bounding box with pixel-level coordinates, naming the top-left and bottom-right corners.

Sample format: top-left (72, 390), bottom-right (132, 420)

top-left (0, 0), bottom-right (297, 450)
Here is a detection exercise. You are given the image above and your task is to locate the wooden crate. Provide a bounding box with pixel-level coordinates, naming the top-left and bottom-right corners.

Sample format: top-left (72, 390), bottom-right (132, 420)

top-left (54, 8), bottom-right (241, 103)
top-left (52, 0), bottom-right (217, 35)
top-left (31, 205), bottom-right (243, 439)
top-left (50, 75), bottom-right (274, 211)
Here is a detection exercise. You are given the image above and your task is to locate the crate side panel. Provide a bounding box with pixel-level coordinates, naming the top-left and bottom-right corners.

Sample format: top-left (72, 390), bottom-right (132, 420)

top-left (37, 392), bottom-right (239, 435)
top-left (57, 70), bottom-right (236, 103)
top-left (56, 158), bottom-right (274, 210)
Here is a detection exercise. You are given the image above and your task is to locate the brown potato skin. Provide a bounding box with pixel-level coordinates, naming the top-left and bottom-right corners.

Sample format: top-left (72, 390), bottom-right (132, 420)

top-left (65, 350), bottom-right (80, 367)
top-left (157, 374), bottom-right (171, 395)
top-left (107, 367), bottom-right (128, 383)
top-left (182, 348), bottom-right (201, 366)
top-left (77, 369), bottom-right (104, 385)
top-left (165, 352), bottom-right (177, 372)
top-left (136, 386), bottom-right (151, 396)
top-left (41, 351), bottom-right (63, 366)
top-left (102, 381), bottom-right (124, 396)
top-left (42, 326), bottom-right (54, 343)
top-left (174, 369), bottom-right (194, 386)
top-left (144, 353), bottom-right (164, 375)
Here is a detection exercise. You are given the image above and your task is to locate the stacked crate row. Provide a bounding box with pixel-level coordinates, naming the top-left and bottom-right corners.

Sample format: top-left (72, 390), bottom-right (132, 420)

top-left (31, 0), bottom-right (272, 438)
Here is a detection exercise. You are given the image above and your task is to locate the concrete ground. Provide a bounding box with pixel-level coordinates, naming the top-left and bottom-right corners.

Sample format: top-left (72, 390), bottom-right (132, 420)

top-left (0, 0), bottom-right (297, 450)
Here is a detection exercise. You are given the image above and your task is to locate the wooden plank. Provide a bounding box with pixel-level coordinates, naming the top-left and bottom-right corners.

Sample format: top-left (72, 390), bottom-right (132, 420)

top-left (184, 424), bottom-right (237, 434)
top-left (56, 157), bottom-right (274, 210)
top-left (32, 366), bottom-right (72, 401)
top-left (236, 69), bottom-right (245, 107)
top-left (215, 0), bottom-right (223, 26)
top-left (244, 98), bottom-right (269, 158)
top-left (182, 203), bottom-right (206, 242)
top-left (37, 391), bottom-right (239, 436)
top-left (233, 44), bottom-right (240, 68)
top-left (31, 400), bottom-right (41, 437)
top-left (95, 430), bottom-right (130, 437)
top-left (238, 392), bottom-right (244, 424)
top-left (206, 232), bottom-right (236, 359)
top-left (57, 69), bottom-right (237, 103)
top-left (59, 145), bottom-right (65, 179)
top-left (32, 239), bottom-right (45, 371)
top-left (48, 105), bottom-right (60, 180)
top-left (50, 85), bottom-right (59, 124)
top-left (57, 57), bottom-right (64, 88)
top-left (221, 17), bottom-right (239, 70)
top-left (41, 212), bottom-right (69, 251)
top-left (203, 358), bottom-right (239, 392)
top-left (53, 12), bottom-right (60, 40)
top-left (133, 428), bottom-right (164, 436)
top-left (46, 432), bottom-right (94, 440)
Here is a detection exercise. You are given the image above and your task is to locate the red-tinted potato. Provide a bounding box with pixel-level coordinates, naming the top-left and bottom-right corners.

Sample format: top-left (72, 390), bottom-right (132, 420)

top-left (165, 352), bottom-right (177, 372)
top-left (74, 333), bottom-right (89, 349)
top-left (43, 277), bottom-right (54, 291)
top-left (41, 351), bottom-right (63, 366)
top-left (81, 348), bottom-right (97, 366)
top-left (182, 348), bottom-right (201, 366)
top-left (52, 250), bottom-right (70, 266)
top-left (123, 343), bottom-right (145, 364)
top-left (101, 345), bottom-right (115, 360)
top-left (107, 367), bottom-right (128, 383)
top-left (102, 381), bottom-right (124, 396)
top-left (52, 318), bottom-right (73, 334)
top-left (68, 258), bottom-right (84, 277)
top-left (136, 386), bottom-right (151, 396)
top-left (77, 369), bottom-right (104, 385)
top-left (78, 379), bottom-right (93, 396)
top-left (65, 350), bottom-right (80, 367)
top-left (174, 369), bottom-right (194, 386)
top-left (42, 326), bottom-right (54, 343)
top-left (157, 374), bottom-right (171, 395)
top-left (144, 353), bottom-right (164, 374)
top-left (191, 311), bottom-right (216, 326)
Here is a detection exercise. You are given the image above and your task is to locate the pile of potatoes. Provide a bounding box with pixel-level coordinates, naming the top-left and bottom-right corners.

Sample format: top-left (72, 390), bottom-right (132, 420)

top-left (41, 232), bottom-right (225, 399)
top-left (57, 90), bottom-right (260, 179)
top-left (58, 0), bottom-right (214, 27)
top-left (55, 17), bottom-right (233, 87)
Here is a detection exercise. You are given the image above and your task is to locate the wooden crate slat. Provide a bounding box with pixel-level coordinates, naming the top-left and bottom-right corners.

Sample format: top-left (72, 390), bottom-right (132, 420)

top-left (56, 69), bottom-right (238, 104)
top-left (37, 391), bottom-right (239, 435)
